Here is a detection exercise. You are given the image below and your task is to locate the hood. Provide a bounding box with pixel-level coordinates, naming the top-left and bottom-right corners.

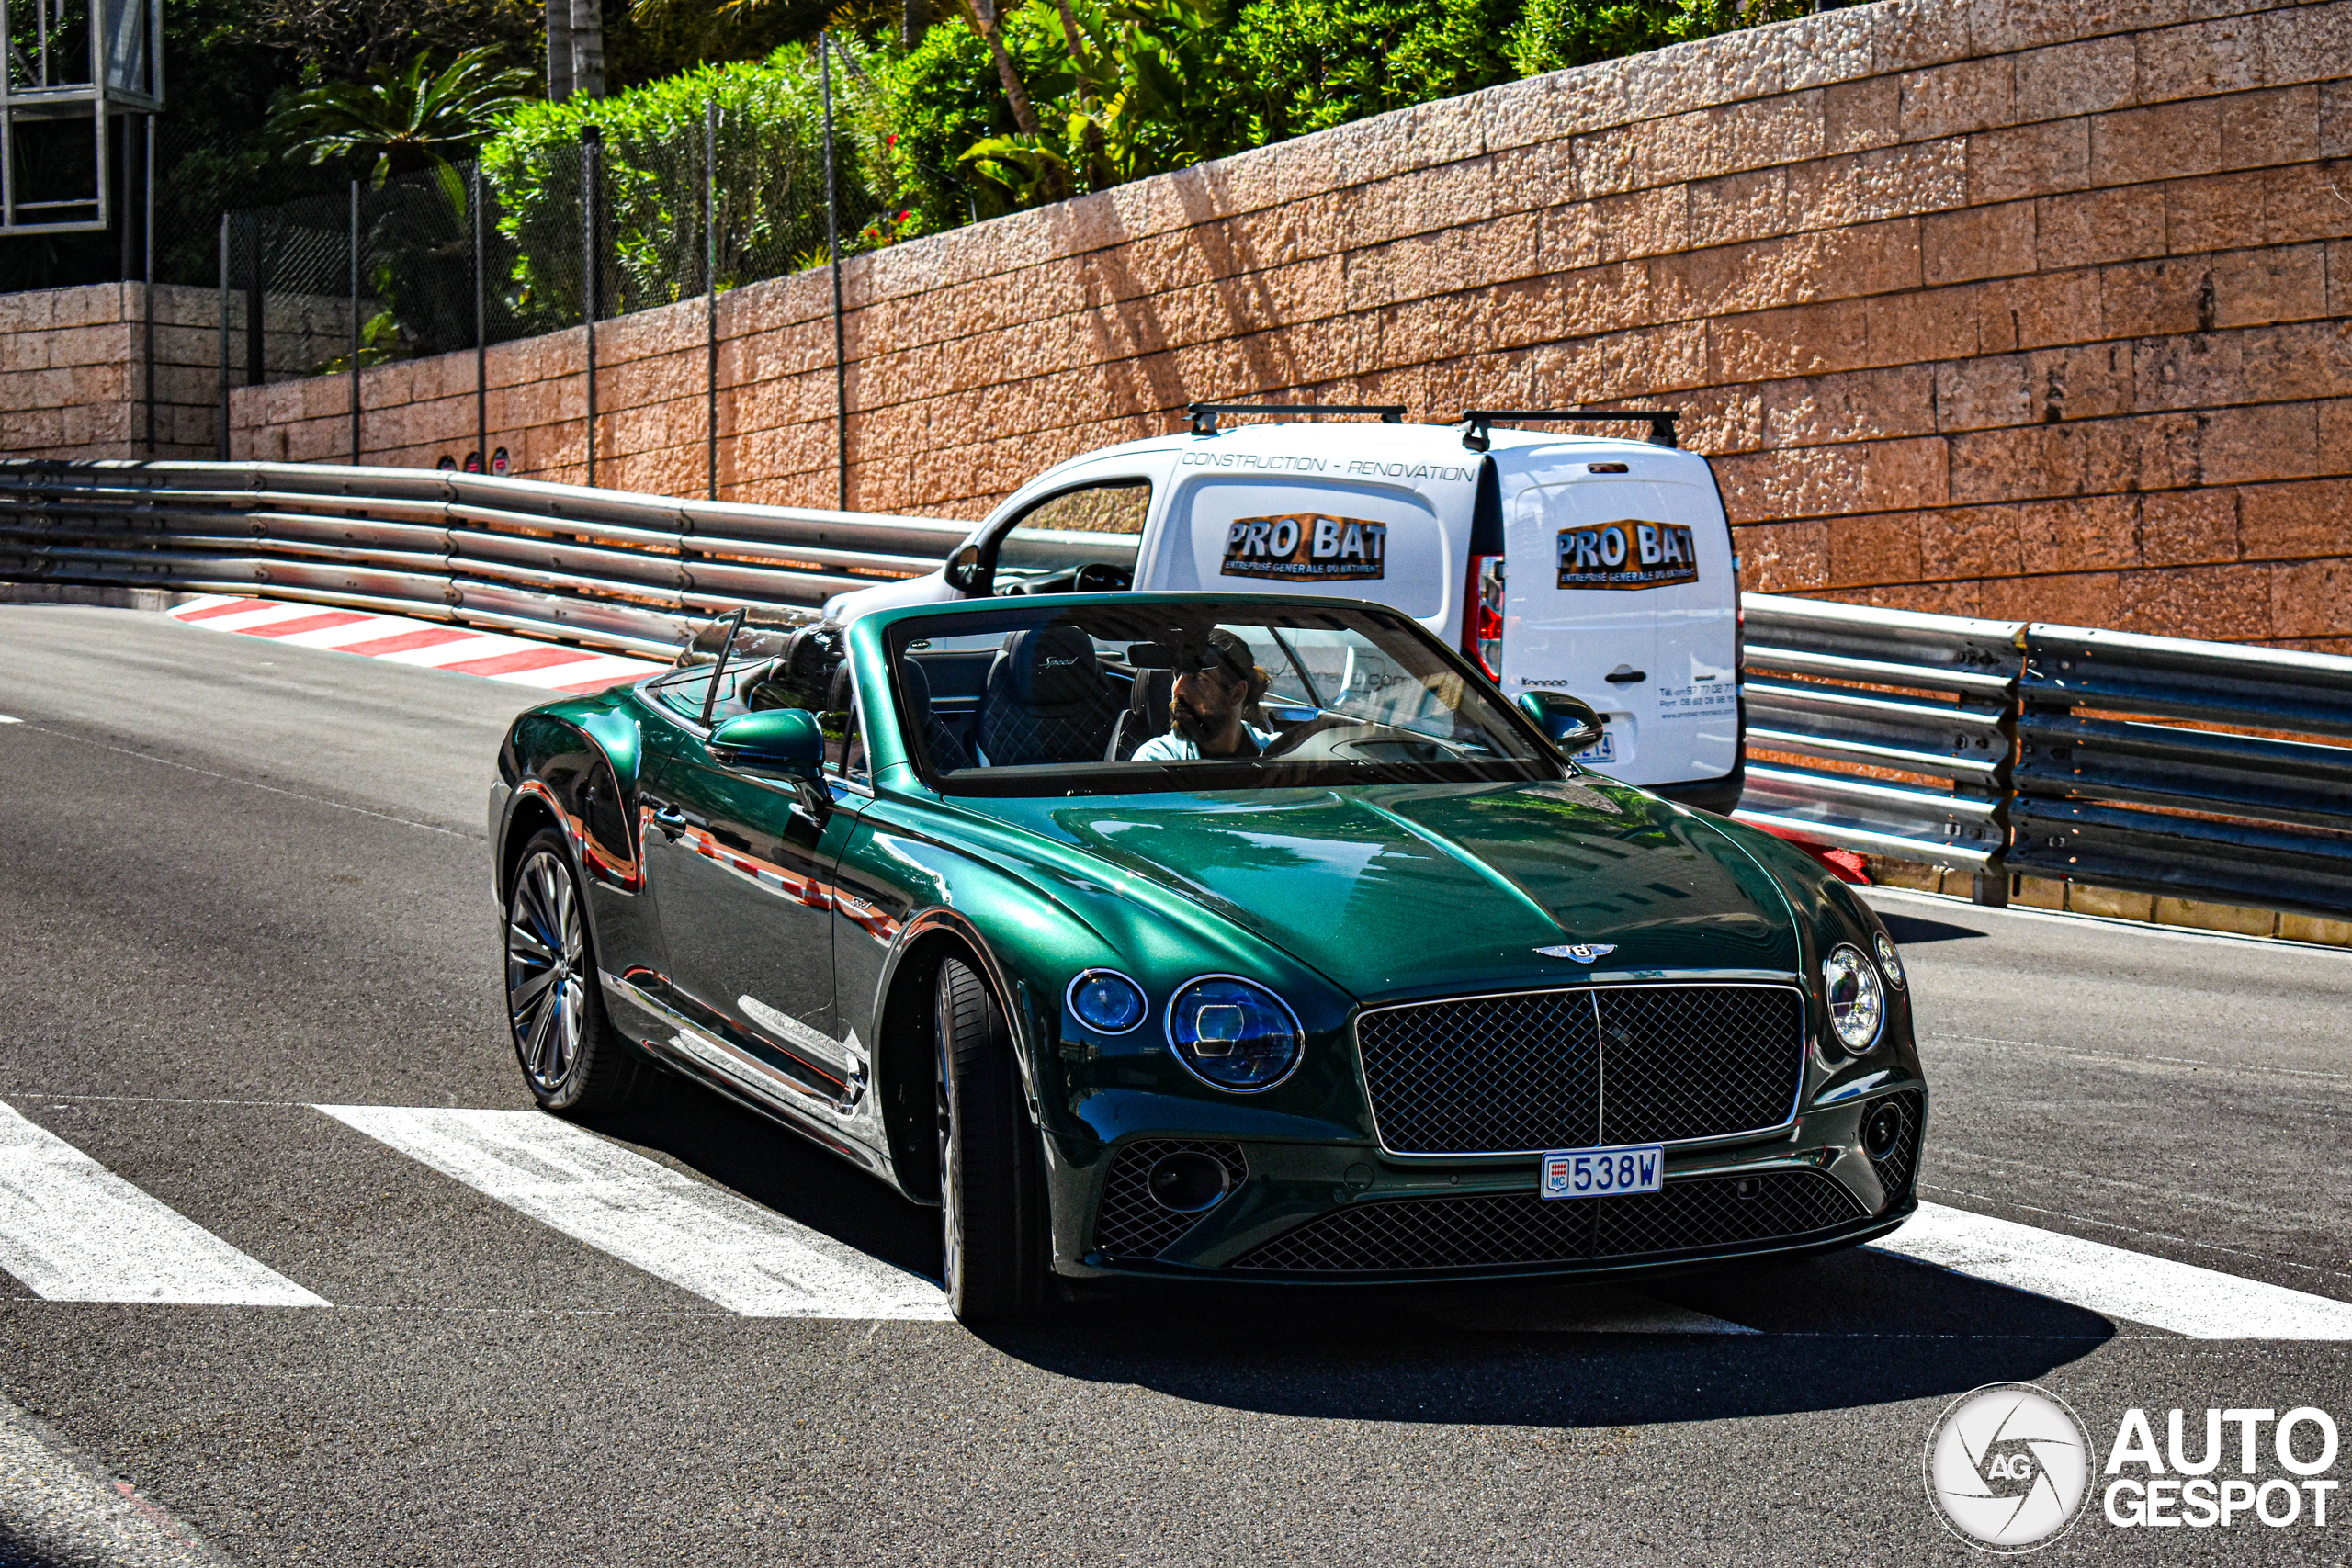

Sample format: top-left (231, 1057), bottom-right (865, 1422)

top-left (963, 777), bottom-right (1799, 1003)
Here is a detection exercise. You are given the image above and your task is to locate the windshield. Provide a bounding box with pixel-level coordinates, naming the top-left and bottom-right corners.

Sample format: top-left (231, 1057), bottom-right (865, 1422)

top-left (886, 601), bottom-right (1561, 795)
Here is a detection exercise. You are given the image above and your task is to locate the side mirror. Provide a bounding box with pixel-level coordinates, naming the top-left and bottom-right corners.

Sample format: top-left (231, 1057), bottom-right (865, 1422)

top-left (711, 707), bottom-right (824, 778)
top-left (944, 543), bottom-right (987, 594)
top-left (1517, 691), bottom-right (1606, 757)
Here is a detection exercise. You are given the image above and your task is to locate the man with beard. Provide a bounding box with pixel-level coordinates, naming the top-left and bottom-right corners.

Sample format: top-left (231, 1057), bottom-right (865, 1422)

top-left (1132, 628), bottom-right (1276, 761)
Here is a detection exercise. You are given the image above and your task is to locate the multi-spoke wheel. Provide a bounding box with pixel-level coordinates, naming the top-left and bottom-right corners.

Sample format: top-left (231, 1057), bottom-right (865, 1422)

top-left (933, 954), bottom-right (1050, 1323)
top-left (505, 829), bottom-right (644, 1113)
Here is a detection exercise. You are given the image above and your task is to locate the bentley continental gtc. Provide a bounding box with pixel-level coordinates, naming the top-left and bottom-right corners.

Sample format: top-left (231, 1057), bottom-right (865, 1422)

top-left (489, 592), bottom-right (1927, 1322)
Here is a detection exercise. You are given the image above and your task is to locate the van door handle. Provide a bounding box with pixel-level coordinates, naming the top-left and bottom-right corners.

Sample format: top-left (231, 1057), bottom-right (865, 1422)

top-left (1604, 669), bottom-right (1647, 684)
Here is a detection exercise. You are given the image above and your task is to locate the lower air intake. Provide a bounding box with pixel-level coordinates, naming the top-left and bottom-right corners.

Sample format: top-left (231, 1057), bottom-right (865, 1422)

top-left (1233, 1169), bottom-right (1865, 1274)
top-left (1863, 1089), bottom-right (1925, 1208)
top-left (1091, 1139), bottom-right (1248, 1261)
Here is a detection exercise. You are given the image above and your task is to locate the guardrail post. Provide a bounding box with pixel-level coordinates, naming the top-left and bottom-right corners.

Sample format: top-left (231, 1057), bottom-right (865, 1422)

top-left (215, 211), bottom-right (229, 460)
top-left (472, 159), bottom-right (487, 468)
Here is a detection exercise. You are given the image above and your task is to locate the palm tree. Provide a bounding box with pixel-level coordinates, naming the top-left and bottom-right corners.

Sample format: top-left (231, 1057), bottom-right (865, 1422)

top-left (271, 47), bottom-right (537, 186)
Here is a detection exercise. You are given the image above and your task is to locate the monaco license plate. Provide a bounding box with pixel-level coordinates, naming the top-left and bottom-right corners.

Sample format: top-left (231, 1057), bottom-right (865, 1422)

top-left (1541, 1143), bottom-right (1664, 1200)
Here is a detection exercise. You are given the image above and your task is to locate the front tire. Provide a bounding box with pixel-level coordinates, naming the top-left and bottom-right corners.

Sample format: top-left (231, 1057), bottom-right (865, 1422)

top-left (505, 829), bottom-right (646, 1114)
top-left (934, 954), bottom-right (1049, 1324)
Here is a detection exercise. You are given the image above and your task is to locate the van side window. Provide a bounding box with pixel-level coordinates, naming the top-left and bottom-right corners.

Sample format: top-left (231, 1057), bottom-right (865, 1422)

top-left (989, 479), bottom-right (1148, 596)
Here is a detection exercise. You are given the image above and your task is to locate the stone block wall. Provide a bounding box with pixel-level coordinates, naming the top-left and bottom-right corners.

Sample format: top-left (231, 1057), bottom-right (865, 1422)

top-left (0, 283), bottom-right (223, 459)
top-left (219, 0), bottom-right (2352, 649)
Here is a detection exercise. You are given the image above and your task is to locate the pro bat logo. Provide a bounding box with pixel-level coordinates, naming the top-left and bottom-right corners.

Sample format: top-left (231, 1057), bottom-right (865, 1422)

top-left (1221, 513), bottom-right (1387, 581)
top-left (1556, 520), bottom-right (1699, 591)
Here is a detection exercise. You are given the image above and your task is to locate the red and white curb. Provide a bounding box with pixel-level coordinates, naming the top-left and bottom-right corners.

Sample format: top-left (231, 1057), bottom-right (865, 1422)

top-left (168, 595), bottom-right (668, 694)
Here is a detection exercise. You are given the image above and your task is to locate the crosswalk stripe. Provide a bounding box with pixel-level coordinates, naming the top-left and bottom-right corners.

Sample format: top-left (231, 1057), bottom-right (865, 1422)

top-left (0, 1105), bottom-right (326, 1306)
top-left (313, 1106), bottom-right (949, 1320)
top-left (1874, 1201), bottom-right (2352, 1339)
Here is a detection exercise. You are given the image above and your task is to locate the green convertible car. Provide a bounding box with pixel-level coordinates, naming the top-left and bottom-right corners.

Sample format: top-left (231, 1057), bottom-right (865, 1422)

top-left (489, 592), bottom-right (1927, 1321)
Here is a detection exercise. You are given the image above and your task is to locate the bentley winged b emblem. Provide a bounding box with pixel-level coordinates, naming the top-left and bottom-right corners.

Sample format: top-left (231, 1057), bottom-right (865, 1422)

top-left (1536, 943), bottom-right (1616, 963)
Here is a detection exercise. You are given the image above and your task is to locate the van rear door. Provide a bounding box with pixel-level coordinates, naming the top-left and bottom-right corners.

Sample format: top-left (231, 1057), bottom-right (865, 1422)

top-left (1148, 474), bottom-right (1467, 643)
top-left (1498, 448), bottom-right (1738, 788)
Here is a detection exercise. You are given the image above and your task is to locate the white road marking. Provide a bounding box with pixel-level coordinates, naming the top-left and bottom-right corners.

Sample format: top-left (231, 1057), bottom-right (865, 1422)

top-left (0, 714), bottom-right (18, 723)
top-left (1875, 1201), bottom-right (2352, 1339)
top-left (1859, 885), bottom-right (2352, 957)
top-left (0, 1105), bottom-right (326, 1306)
top-left (1419, 1283), bottom-right (1756, 1334)
top-left (315, 1106), bottom-right (948, 1320)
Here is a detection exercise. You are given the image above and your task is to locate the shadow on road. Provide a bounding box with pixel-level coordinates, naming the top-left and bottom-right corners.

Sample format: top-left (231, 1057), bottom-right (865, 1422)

top-left (586, 1069), bottom-right (2110, 1432)
top-left (1877, 911), bottom-right (1990, 945)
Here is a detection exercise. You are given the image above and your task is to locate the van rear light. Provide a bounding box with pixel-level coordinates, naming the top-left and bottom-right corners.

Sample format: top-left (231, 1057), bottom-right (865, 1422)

top-left (1466, 554), bottom-right (1505, 680)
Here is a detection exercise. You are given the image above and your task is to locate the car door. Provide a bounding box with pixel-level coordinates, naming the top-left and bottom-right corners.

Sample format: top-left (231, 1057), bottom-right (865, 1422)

top-left (639, 685), bottom-right (873, 1106)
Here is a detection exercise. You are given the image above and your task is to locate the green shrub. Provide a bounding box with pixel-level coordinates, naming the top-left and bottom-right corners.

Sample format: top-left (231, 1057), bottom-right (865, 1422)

top-left (1230, 0), bottom-right (1519, 143)
top-left (480, 41), bottom-right (892, 330)
top-left (1505, 0), bottom-right (1809, 77)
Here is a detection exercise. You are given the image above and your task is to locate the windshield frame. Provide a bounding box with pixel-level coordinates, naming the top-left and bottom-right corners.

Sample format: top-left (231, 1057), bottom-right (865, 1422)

top-left (874, 594), bottom-right (1576, 799)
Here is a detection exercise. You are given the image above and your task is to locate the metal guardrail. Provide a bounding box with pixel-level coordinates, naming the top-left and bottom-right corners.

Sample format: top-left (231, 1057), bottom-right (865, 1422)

top-left (1733, 594), bottom-right (2020, 877)
top-left (2009, 627), bottom-right (2352, 920)
top-left (6, 459), bottom-right (2352, 920)
top-left (1735, 592), bottom-right (2352, 920)
top-left (0, 459), bottom-right (968, 655)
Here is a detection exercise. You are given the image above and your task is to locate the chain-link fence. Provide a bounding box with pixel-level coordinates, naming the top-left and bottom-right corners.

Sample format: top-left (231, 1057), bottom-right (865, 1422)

top-left (214, 38), bottom-right (899, 501)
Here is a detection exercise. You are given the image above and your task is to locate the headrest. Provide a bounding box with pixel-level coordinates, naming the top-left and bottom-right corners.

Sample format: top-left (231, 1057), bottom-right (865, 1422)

top-left (1001, 625), bottom-right (1104, 706)
top-left (899, 654), bottom-right (935, 718)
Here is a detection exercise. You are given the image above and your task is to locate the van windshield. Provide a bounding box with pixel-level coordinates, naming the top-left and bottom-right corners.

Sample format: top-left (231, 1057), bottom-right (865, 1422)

top-left (886, 600), bottom-right (1561, 795)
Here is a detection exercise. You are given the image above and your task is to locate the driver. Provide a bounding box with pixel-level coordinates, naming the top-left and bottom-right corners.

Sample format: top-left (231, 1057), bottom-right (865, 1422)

top-left (1133, 629), bottom-right (1276, 761)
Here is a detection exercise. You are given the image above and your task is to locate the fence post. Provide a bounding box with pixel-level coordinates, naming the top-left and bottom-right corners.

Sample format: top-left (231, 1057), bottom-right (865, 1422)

top-left (243, 214), bottom-right (263, 389)
top-left (473, 160), bottom-right (487, 467)
top-left (820, 33), bottom-right (846, 511)
top-left (142, 114), bottom-right (154, 456)
top-left (349, 179), bottom-right (361, 465)
top-left (705, 98), bottom-right (718, 502)
top-left (581, 124), bottom-right (599, 488)
top-left (216, 212), bottom-right (229, 460)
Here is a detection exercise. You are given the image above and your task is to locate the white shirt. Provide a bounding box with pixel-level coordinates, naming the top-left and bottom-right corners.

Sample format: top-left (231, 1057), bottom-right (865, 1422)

top-left (1132, 723), bottom-right (1277, 762)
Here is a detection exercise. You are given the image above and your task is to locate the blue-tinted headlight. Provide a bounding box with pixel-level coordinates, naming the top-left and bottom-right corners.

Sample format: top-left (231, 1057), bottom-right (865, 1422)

top-left (1068, 969), bottom-right (1147, 1034)
top-left (1167, 976), bottom-right (1301, 1091)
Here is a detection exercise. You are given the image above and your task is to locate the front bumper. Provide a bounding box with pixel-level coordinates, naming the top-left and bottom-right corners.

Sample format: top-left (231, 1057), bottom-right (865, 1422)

top-left (1052, 1080), bottom-right (1924, 1284)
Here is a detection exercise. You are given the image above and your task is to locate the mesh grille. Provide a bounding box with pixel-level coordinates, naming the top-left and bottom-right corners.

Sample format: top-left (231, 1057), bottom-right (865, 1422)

top-left (1864, 1090), bottom-right (1925, 1207)
top-left (1091, 1140), bottom-right (1248, 1261)
top-left (1357, 985), bottom-right (1805, 1155)
top-left (1357, 989), bottom-right (1600, 1155)
top-left (1597, 987), bottom-right (1806, 1145)
top-left (1591, 1170), bottom-right (1864, 1257)
top-left (1235, 1170), bottom-right (1865, 1274)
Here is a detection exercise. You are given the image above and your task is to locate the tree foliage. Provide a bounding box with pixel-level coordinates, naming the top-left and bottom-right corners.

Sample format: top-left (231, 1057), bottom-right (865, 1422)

top-left (272, 47), bottom-right (538, 186)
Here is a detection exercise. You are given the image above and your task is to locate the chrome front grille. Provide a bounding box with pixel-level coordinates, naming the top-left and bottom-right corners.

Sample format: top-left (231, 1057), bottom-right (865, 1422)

top-left (1234, 1170), bottom-right (1865, 1274)
top-left (1356, 983), bottom-right (1805, 1156)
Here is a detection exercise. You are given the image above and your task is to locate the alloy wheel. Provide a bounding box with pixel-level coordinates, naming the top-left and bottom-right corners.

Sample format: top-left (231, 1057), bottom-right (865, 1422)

top-left (507, 848), bottom-right (587, 1093)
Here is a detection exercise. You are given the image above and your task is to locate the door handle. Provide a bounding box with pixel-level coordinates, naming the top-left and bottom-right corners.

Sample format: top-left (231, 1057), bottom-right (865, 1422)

top-left (1604, 669), bottom-right (1647, 684)
top-left (650, 806), bottom-right (687, 839)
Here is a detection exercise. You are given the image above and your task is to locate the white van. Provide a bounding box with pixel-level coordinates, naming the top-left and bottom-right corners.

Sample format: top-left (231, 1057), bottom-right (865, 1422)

top-left (826, 406), bottom-right (1744, 811)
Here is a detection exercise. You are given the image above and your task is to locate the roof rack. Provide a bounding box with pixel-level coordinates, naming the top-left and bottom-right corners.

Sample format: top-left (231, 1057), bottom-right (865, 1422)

top-left (1456, 408), bottom-right (1680, 452)
top-left (1187, 401), bottom-right (1408, 434)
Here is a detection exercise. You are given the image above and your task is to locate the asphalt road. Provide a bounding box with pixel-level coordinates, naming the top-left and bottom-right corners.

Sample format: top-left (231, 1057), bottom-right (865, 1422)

top-left (2, 601), bottom-right (2349, 1566)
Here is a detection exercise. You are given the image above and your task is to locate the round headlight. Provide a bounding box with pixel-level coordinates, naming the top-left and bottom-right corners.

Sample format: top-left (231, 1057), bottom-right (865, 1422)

top-left (1167, 976), bottom-right (1301, 1091)
top-left (1823, 943), bottom-right (1885, 1055)
top-left (1873, 929), bottom-right (1905, 989)
top-left (1068, 969), bottom-right (1147, 1034)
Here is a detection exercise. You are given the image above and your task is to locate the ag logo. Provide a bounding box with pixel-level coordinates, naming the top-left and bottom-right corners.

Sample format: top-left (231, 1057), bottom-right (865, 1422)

top-left (1925, 1382), bottom-right (2093, 1553)
top-left (1535, 943), bottom-right (1615, 963)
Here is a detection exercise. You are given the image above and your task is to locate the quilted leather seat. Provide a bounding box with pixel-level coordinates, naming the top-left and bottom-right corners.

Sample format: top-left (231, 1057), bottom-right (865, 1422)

top-left (976, 626), bottom-right (1121, 766)
top-left (898, 656), bottom-right (972, 773)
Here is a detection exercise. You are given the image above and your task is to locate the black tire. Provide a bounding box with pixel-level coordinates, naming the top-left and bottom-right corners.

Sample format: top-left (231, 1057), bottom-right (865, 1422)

top-left (934, 954), bottom-right (1050, 1324)
top-left (504, 829), bottom-right (646, 1114)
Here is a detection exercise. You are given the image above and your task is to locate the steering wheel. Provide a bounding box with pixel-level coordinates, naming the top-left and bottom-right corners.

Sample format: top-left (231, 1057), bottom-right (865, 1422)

top-left (1073, 561), bottom-right (1132, 592)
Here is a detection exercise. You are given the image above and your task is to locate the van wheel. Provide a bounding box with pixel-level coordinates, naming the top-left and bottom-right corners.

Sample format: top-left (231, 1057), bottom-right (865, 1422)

top-left (934, 955), bottom-right (1049, 1324)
